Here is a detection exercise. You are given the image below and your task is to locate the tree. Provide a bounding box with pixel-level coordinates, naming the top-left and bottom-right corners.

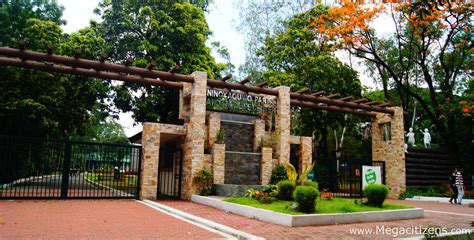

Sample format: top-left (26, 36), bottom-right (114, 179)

top-left (95, 0), bottom-right (221, 124)
top-left (263, 5), bottom-right (364, 157)
top-left (0, 1), bottom-right (112, 138)
top-left (311, 1), bottom-right (473, 160)
top-left (233, 0), bottom-right (313, 81)
top-left (0, 0), bottom-right (65, 47)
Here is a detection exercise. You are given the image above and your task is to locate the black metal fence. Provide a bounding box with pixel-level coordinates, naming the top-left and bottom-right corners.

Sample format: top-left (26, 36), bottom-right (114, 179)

top-left (157, 141), bottom-right (183, 198)
top-left (0, 136), bottom-right (141, 199)
top-left (314, 155), bottom-right (386, 198)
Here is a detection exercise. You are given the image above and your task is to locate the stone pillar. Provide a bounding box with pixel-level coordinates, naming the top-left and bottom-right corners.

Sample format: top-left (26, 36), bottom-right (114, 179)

top-left (300, 136), bottom-right (313, 174)
top-left (140, 123), bottom-right (160, 200)
top-left (371, 107), bottom-right (405, 198)
top-left (274, 86), bottom-right (291, 165)
top-left (253, 119), bottom-right (265, 152)
top-left (179, 83), bottom-right (192, 121)
top-left (207, 112), bottom-right (221, 149)
top-left (182, 71), bottom-right (207, 199)
top-left (261, 147), bottom-right (273, 185)
top-left (212, 143), bottom-right (225, 184)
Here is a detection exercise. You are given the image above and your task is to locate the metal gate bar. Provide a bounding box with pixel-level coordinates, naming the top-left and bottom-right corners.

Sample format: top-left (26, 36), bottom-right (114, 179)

top-left (0, 136), bottom-right (142, 199)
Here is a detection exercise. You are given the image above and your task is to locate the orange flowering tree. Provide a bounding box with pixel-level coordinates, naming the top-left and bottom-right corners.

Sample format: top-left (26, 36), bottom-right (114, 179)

top-left (310, 0), bottom-right (473, 159)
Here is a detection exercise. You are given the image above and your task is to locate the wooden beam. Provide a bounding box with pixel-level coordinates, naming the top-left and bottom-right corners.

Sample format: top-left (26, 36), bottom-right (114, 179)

top-left (0, 57), bottom-right (184, 90)
top-left (0, 47), bottom-right (195, 83)
top-left (46, 44), bottom-right (54, 55)
top-left (352, 98), bottom-right (368, 103)
top-left (336, 96), bottom-right (353, 101)
top-left (221, 73), bottom-right (232, 82)
top-left (147, 60), bottom-right (156, 70)
top-left (18, 40), bottom-right (25, 51)
top-left (99, 52), bottom-right (108, 63)
top-left (375, 103), bottom-right (391, 107)
top-left (326, 93), bottom-right (341, 98)
top-left (256, 81), bottom-right (269, 87)
top-left (169, 65), bottom-right (181, 74)
top-left (240, 76), bottom-right (252, 84)
top-left (74, 48), bottom-right (81, 59)
top-left (366, 101), bottom-right (379, 105)
top-left (297, 88), bottom-right (309, 94)
top-left (311, 90), bottom-right (325, 96)
top-left (289, 93), bottom-right (394, 114)
top-left (291, 100), bottom-right (376, 117)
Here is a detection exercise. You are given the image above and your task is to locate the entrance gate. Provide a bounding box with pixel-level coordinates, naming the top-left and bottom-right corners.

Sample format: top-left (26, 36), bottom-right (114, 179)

top-left (0, 136), bottom-right (141, 199)
top-left (157, 141), bottom-right (183, 198)
top-left (316, 154), bottom-right (385, 198)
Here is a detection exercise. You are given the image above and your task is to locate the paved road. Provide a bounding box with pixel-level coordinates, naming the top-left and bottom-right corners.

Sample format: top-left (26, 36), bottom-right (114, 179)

top-left (157, 199), bottom-right (474, 239)
top-left (1, 174), bottom-right (133, 198)
top-left (0, 200), bottom-right (226, 239)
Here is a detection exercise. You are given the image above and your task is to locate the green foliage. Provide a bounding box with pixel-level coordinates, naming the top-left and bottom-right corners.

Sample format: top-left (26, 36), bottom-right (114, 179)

top-left (193, 168), bottom-right (213, 196)
top-left (233, 0), bottom-right (313, 81)
top-left (245, 187), bottom-right (276, 204)
top-left (0, 0), bottom-right (65, 47)
top-left (284, 162), bottom-right (315, 186)
top-left (262, 5), bottom-right (364, 156)
top-left (398, 186), bottom-right (453, 200)
top-left (363, 184), bottom-right (389, 208)
top-left (276, 180), bottom-right (295, 201)
top-left (225, 197), bottom-right (412, 215)
top-left (216, 128), bottom-right (225, 143)
top-left (262, 184), bottom-right (278, 198)
top-left (69, 118), bottom-right (129, 144)
top-left (0, 3), bottom-right (112, 138)
top-left (270, 164), bottom-right (288, 184)
top-left (293, 186), bottom-right (319, 213)
top-left (96, 1), bottom-right (220, 124)
top-left (303, 181), bottom-right (319, 190)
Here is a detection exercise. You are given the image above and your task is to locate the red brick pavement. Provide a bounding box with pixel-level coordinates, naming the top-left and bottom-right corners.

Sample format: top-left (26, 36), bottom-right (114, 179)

top-left (0, 200), bottom-right (223, 239)
top-left (156, 199), bottom-right (474, 239)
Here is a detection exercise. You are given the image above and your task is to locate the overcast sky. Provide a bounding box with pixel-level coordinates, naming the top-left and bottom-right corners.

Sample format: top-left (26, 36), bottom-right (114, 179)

top-left (56, 0), bottom-right (393, 136)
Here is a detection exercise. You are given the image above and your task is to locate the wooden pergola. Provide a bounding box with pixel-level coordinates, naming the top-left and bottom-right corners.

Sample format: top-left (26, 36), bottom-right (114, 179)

top-left (0, 42), bottom-right (394, 117)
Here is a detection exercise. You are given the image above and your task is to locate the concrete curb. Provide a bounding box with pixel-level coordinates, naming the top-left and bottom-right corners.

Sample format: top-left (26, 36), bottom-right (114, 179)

top-left (192, 195), bottom-right (424, 227)
top-left (83, 175), bottom-right (133, 197)
top-left (141, 200), bottom-right (264, 240)
top-left (406, 196), bottom-right (474, 205)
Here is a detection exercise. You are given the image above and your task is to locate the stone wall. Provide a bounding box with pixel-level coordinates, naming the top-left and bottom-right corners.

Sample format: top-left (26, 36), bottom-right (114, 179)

top-left (300, 137), bottom-right (313, 174)
top-left (140, 123), bottom-right (186, 200)
top-left (372, 107), bottom-right (405, 198)
top-left (253, 119), bottom-right (265, 152)
top-left (212, 143), bottom-right (225, 184)
top-left (261, 147), bottom-right (273, 185)
top-left (182, 72), bottom-right (207, 199)
top-left (225, 152), bottom-right (261, 185)
top-left (274, 86), bottom-right (291, 165)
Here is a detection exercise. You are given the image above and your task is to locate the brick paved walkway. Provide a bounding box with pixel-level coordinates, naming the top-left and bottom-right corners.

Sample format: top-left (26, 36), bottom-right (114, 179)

top-left (0, 200), bottom-right (224, 239)
top-left (156, 199), bottom-right (474, 239)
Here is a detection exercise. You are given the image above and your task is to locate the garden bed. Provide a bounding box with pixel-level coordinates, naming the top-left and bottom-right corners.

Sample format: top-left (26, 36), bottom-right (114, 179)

top-left (192, 195), bottom-right (424, 227)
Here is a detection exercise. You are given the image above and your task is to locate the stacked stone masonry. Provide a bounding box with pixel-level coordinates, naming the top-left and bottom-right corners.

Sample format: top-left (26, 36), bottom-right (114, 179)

top-left (372, 107), bottom-right (406, 198)
top-left (140, 71), bottom-right (404, 200)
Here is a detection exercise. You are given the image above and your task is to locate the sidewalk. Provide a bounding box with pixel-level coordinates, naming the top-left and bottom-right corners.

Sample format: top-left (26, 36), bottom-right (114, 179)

top-left (156, 198), bottom-right (473, 239)
top-left (0, 200), bottom-right (225, 239)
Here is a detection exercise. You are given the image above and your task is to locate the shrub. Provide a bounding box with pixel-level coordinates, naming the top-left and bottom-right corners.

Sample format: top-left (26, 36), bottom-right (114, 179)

top-left (293, 186), bottom-right (319, 213)
top-left (270, 164), bottom-right (288, 184)
top-left (277, 180), bottom-right (295, 200)
top-left (262, 184), bottom-right (278, 198)
top-left (254, 191), bottom-right (274, 204)
top-left (303, 181), bottom-right (319, 190)
top-left (363, 184), bottom-right (389, 207)
top-left (194, 168), bottom-right (213, 196)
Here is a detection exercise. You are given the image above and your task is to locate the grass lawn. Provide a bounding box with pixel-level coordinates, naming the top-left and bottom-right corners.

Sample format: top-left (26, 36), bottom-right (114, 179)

top-left (224, 197), bottom-right (413, 215)
top-left (85, 174), bottom-right (137, 190)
